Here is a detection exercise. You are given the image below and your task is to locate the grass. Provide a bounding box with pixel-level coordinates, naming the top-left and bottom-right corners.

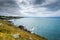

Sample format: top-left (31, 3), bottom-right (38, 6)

top-left (0, 19), bottom-right (47, 40)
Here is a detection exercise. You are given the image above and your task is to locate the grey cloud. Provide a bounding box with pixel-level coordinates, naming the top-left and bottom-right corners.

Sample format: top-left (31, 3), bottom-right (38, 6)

top-left (0, 0), bottom-right (60, 17)
top-left (44, 0), bottom-right (60, 11)
top-left (0, 0), bottom-right (19, 16)
top-left (0, 0), bottom-right (16, 6)
top-left (33, 0), bottom-right (60, 11)
top-left (34, 0), bottom-right (44, 5)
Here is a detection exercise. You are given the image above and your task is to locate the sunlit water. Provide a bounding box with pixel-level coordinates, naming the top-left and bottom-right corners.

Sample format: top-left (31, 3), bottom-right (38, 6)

top-left (12, 17), bottom-right (60, 40)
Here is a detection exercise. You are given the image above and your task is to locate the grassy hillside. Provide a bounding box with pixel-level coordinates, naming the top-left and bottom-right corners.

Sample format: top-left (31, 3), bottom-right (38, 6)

top-left (0, 20), bottom-right (47, 40)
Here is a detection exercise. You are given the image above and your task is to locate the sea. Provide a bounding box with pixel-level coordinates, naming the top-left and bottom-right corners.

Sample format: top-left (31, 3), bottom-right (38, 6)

top-left (12, 17), bottom-right (60, 40)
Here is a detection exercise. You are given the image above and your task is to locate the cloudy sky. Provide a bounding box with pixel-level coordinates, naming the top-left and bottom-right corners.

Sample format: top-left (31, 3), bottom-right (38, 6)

top-left (0, 0), bottom-right (60, 17)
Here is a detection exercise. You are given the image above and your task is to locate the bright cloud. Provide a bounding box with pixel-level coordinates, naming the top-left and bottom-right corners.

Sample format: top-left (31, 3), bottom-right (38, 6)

top-left (41, 0), bottom-right (57, 6)
top-left (15, 0), bottom-right (60, 17)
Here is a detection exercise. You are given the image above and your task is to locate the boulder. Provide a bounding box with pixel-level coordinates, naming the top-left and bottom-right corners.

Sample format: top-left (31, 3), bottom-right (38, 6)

top-left (18, 25), bottom-right (25, 29)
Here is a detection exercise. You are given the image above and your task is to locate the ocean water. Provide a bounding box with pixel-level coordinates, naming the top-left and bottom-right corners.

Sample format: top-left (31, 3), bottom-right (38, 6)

top-left (12, 17), bottom-right (60, 40)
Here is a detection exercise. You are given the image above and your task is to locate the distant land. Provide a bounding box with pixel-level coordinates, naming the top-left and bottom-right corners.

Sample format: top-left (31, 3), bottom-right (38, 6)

top-left (0, 16), bottom-right (23, 20)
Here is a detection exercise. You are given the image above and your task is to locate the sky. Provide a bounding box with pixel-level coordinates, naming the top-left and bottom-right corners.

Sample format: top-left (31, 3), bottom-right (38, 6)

top-left (0, 0), bottom-right (60, 17)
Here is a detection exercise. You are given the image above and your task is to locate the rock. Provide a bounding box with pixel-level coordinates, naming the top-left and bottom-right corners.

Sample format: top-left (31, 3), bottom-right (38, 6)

top-left (29, 37), bottom-right (33, 40)
top-left (31, 31), bottom-right (34, 34)
top-left (18, 25), bottom-right (25, 29)
top-left (12, 34), bottom-right (20, 38)
top-left (0, 23), bottom-right (2, 25)
top-left (18, 25), bottom-right (31, 33)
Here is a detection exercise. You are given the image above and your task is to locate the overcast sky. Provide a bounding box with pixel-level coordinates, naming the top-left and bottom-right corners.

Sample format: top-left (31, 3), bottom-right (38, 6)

top-left (0, 0), bottom-right (60, 17)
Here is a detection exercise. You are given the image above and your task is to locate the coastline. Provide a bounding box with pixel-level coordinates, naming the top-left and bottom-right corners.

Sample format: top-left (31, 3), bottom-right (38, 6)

top-left (0, 19), bottom-right (47, 40)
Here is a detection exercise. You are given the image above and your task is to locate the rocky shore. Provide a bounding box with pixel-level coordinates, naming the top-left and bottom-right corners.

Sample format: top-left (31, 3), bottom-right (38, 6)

top-left (0, 19), bottom-right (47, 40)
